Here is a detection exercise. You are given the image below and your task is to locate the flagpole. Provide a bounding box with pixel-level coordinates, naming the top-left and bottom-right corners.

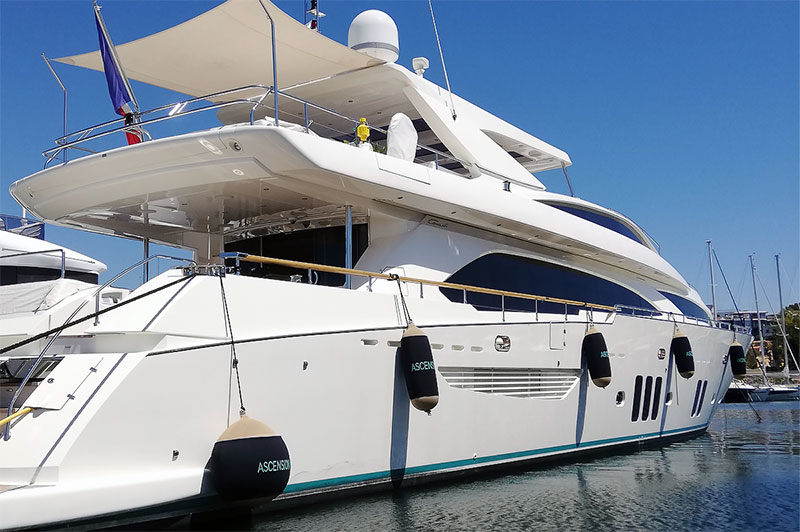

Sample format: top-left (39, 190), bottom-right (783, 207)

top-left (94, 2), bottom-right (140, 115)
top-left (41, 53), bottom-right (68, 163)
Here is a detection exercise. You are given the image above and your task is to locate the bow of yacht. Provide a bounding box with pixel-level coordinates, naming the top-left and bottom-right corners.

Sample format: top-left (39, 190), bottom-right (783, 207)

top-left (0, 1), bottom-right (751, 529)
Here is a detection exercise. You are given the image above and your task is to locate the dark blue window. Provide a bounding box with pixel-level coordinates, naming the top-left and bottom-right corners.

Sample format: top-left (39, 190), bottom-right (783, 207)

top-left (658, 291), bottom-right (710, 320)
top-left (440, 253), bottom-right (656, 314)
top-left (641, 376), bottom-right (653, 421)
top-left (631, 375), bottom-right (643, 422)
top-left (0, 266), bottom-right (97, 286)
top-left (651, 376), bottom-right (662, 420)
top-left (546, 204), bottom-right (642, 244)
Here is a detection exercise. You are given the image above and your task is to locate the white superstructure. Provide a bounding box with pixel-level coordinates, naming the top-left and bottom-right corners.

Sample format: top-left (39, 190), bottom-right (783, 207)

top-left (0, 2), bottom-right (750, 529)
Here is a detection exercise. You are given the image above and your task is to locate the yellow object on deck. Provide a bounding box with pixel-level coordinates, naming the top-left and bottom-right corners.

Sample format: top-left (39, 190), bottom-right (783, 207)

top-left (356, 117), bottom-right (370, 143)
top-left (0, 407), bottom-right (33, 428)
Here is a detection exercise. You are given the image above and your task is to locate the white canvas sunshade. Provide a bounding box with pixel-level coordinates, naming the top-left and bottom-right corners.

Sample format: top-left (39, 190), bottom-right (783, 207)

top-left (55, 0), bottom-right (383, 98)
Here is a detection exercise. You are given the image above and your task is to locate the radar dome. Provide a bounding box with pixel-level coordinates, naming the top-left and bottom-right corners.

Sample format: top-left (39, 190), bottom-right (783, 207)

top-left (348, 10), bottom-right (399, 63)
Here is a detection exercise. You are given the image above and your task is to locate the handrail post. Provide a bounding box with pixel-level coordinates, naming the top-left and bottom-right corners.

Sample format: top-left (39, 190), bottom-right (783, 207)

top-left (250, 89), bottom-right (271, 125)
top-left (501, 294), bottom-right (505, 322)
top-left (257, 0), bottom-right (279, 126)
top-left (344, 205), bottom-right (352, 289)
top-left (60, 249), bottom-right (66, 279)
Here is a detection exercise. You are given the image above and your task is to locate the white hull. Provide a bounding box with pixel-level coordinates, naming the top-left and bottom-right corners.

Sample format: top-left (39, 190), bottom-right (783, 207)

top-left (0, 272), bottom-right (745, 529)
top-left (0, 2), bottom-right (754, 528)
top-left (767, 385), bottom-right (800, 401)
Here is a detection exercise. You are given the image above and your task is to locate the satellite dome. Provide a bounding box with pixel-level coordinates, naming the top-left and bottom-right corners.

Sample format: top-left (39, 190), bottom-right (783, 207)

top-left (348, 10), bottom-right (399, 63)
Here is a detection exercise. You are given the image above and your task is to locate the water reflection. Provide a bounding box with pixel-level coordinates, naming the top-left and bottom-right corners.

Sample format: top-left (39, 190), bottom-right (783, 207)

top-left (173, 404), bottom-right (799, 532)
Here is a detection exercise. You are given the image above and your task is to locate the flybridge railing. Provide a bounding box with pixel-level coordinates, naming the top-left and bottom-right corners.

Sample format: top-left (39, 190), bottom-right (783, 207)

top-left (43, 84), bottom-right (273, 167)
top-left (42, 84), bottom-right (466, 171)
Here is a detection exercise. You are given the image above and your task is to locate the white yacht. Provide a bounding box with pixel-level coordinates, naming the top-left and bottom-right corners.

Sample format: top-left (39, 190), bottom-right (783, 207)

top-left (0, 1), bottom-right (752, 529)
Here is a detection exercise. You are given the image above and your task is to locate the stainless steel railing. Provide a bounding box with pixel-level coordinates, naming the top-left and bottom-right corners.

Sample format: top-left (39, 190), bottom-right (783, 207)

top-left (42, 84), bottom-right (467, 171)
top-left (221, 252), bottom-right (750, 334)
top-left (614, 304), bottom-right (748, 334)
top-left (0, 248), bottom-right (66, 279)
top-left (3, 254), bottom-right (195, 440)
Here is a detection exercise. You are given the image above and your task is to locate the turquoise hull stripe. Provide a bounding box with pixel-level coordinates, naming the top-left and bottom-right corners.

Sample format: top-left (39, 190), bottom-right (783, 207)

top-left (283, 470), bottom-right (389, 493)
top-left (283, 423), bottom-right (707, 494)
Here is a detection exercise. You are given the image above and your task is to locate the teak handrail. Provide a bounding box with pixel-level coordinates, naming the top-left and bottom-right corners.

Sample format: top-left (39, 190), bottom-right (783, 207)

top-left (219, 252), bottom-right (616, 312)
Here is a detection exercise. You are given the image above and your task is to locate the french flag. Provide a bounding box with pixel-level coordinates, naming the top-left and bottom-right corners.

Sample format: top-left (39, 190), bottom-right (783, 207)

top-left (95, 9), bottom-right (141, 145)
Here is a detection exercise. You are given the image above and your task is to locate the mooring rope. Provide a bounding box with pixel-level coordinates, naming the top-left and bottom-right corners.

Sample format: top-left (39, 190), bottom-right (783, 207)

top-left (0, 273), bottom-right (195, 356)
top-left (219, 277), bottom-right (246, 416)
top-left (389, 273), bottom-right (413, 326)
top-left (713, 249), bottom-right (744, 327)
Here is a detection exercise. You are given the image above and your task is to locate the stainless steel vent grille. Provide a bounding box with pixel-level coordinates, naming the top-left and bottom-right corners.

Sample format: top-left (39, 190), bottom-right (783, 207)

top-left (438, 367), bottom-right (580, 399)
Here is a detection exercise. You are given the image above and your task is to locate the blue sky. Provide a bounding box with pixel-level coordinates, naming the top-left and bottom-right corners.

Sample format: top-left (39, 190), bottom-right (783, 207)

top-left (1, 0), bottom-right (798, 311)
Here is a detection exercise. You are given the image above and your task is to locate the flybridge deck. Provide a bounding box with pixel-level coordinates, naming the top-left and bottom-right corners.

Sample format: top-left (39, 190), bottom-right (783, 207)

top-left (10, 0), bottom-right (681, 292)
top-left (12, 1), bottom-right (696, 298)
top-left (51, 0), bottom-right (570, 180)
top-left (12, 121), bottom-right (686, 293)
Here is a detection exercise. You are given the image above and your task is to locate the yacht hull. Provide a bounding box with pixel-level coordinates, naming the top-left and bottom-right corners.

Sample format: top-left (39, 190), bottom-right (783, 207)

top-left (0, 273), bottom-right (745, 530)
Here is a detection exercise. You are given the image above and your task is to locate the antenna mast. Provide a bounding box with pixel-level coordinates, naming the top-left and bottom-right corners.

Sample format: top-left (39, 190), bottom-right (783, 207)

top-left (749, 254), bottom-right (769, 385)
top-left (428, 0), bottom-right (457, 120)
top-left (776, 254), bottom-right (789, 379)
top-left (707, 240), bottom-right (717, 320)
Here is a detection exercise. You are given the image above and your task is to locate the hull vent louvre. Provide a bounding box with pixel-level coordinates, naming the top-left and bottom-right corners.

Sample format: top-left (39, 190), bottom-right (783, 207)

top-left (438, 367), bottom-right (580, 399)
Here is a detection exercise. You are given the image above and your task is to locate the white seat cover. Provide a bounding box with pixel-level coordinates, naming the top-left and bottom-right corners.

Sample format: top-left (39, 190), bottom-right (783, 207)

top-left (386, 113), bottom-right (417, 162)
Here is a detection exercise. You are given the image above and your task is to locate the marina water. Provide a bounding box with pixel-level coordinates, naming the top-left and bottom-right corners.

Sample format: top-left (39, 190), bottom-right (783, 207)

top-left (182, 403), bottom-right (798, 532)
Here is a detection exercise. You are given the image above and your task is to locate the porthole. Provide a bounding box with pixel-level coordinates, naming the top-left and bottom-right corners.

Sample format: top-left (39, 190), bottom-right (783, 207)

top-left (710, 392), bottom-right (716, 403)
top-left (665, 391), bottom-right (673, 405)
top-left (615, 391), bottom-right (625, 406)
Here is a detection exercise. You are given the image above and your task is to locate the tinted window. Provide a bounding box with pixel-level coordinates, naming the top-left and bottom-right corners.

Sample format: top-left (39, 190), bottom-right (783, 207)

top-left (696, 380), bottom-right (708, 416)
top-left (631, 375), bottom-right (643, 422)
top-left (0, 266), bottom-right (97, 286)
top-left (440, 253), bottom-right (655, 314)
top-left (659, 291), bottom-right (710, 320)
top-left (547, 204), bottom-right (642, 244)
top-left (651, 377), bottom-right (662, 420)
top-left (691, 380), bottom-right (702, 416)
top-left (641, 376), bottom-right (653, 421)
top-left (225, 224), bottom-right (368, 287)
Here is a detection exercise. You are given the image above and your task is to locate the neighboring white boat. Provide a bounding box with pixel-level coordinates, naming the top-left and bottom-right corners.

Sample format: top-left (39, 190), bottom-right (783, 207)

top-left (0, 223), bottom-right (121, 352)
top-left (0, 1), bottom-right (753, 529)
top-left (723, 381), bottom-right (771, 403)
top-left (766, 384), bottom-right (800, 401)
top-left (0, 219), bottom-right (129, 420)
